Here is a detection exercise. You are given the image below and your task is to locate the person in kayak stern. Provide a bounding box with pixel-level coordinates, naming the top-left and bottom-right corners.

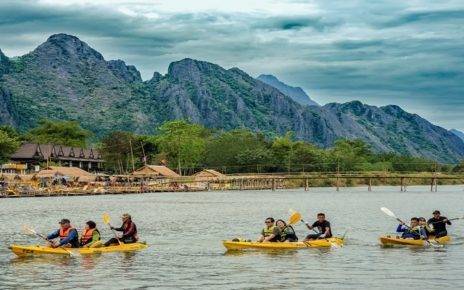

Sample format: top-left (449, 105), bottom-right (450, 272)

top-left (104, 213), bottom-right (138, 246)
top-left (304, 213), bottom-right (332, 241)
top-left (427, 210), bottom-right (451, 238)
top-left (257, 217), bottom-right (281, 242)
top-left (47, 218), bottom-right (79, 248)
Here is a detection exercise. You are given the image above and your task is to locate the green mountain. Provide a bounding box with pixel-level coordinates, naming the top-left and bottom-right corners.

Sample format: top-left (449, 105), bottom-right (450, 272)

top-left (1, 34), bottom-right (463, 163)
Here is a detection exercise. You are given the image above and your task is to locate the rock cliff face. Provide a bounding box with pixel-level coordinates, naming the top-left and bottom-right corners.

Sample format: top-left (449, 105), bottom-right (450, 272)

top-left (257, 74), bottom-right (319, 106)
top-left (451, 129), bottom-right (464, 142)
top-left (1, 34), bottom-right (463, 162)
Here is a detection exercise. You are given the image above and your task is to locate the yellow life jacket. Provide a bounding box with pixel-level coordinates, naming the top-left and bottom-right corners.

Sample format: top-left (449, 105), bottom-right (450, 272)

top-left (262, 225), bottom-right (275, 237)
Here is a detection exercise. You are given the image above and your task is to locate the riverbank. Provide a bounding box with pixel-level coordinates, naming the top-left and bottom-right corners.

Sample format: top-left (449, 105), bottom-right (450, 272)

top-left (2, 172), bottom-right (463, 198)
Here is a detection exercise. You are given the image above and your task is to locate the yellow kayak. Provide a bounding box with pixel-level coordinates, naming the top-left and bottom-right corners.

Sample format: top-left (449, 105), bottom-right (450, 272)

top-left (380, 235), bottom-right (451, 247)
top-left (223, 237), bottom-right (344, 251)
top-left (9, 242), bottom-right (148, 257)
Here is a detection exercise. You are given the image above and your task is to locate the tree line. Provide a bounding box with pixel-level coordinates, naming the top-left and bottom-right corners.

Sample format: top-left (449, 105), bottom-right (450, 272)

top-left (1, 119), bottom-right (463, 174)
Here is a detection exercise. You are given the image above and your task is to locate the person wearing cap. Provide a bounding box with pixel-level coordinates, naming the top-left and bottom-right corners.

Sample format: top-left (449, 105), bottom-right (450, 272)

top-left (427, 210), bottom-right (451, 238)
top-left (79, 220), bottom-right (101, 247)
top-left (46, 219), bottom-right (79, 248)
top-left (104, 213), bottom-right (138, 246)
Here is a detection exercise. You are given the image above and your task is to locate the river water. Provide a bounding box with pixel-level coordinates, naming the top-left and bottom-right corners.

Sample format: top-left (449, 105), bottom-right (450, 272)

top-left (1, 186), bottom-right (463, 289)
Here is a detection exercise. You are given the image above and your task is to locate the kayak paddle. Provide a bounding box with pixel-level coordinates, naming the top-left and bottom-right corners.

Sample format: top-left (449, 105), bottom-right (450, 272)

top-left (22, 225), bottom-right (75, 256)
top-left (102, 213), bottom-right (122, 245)
top-left (431, 216), bottom-right (464, 224)
top-left (380, 207), bottom-right (442, 248)
top-left (380, 207), bottom-right (406, 225)
top-left (288, 209), bottom-right (302, 225)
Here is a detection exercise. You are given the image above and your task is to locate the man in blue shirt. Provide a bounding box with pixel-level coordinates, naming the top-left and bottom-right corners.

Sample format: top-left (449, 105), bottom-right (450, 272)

top-left (396, 217), bottom-right (427, 239)
top-left (47, 219), bottom-right (79, 248)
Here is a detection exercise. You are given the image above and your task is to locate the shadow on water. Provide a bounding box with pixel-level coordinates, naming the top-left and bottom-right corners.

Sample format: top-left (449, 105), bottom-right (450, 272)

top-left (9, 251), bottom-right (138, 269)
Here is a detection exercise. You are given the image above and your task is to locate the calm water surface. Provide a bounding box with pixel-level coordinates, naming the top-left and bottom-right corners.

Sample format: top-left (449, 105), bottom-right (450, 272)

top-left (1, 186), bottom-right (464, 289)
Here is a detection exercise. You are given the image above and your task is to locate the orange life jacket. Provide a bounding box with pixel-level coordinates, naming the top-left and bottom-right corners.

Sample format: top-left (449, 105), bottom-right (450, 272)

top-left (80, 228), bottom-right (96, 244)
top-left (59, 227), bottom-right (75, 241)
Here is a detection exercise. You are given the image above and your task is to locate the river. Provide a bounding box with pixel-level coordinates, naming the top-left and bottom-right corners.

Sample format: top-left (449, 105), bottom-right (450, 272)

top-left (1, 185), bottom-right (463, 289)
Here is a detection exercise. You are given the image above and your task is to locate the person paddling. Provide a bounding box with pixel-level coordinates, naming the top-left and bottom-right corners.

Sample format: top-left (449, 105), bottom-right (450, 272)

top-left (276, 219), bottom-right (298, 242)
top-left (396, 217), bottom-right (426, 239)
top-left (46, 218), bottom-right (79, 248)
top-left (418, 217), bottom-right (433, 238)
top-left (257, 217), bottom-right (281, 242)
top-left (80, 221), bottom-right (101, 247)
top-left (427, 210), bottom-right (451, 238)
top-left (303, 213), bottom-right (332, 241)
top-left (104, 213), bottom-right (138, 246)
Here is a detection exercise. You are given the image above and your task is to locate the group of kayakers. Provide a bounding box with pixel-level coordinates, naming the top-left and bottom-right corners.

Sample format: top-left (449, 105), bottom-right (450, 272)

top-left (46, 213), bottom-right (138, 248)
top-left (396, 210), bottom-right (451, 239)
top-left (258, 213), bottom-right (332, 243)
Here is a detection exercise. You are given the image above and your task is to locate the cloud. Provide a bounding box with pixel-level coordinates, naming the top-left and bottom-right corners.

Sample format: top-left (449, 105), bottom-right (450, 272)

top-left (379, 9), bottom-right (464, 28)
top-left (0, 0), bottom-right (463, 131)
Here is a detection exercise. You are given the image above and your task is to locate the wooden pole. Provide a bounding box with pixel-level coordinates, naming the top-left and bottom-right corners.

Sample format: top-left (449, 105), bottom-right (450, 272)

top-left (305, 178), bottom-right (309, 191)
top-left (272, 178), bottom-right (276, 191)
top-left (140, 141), bottom-right (147, 165)
top-left (368, 178), bottom-right (372, 192)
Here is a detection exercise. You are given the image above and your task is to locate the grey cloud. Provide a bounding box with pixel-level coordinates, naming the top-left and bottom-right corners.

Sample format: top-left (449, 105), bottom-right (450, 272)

top-left (0, 0), bottom-right (463, 130)
top-left (379, 9), bottom-right (464, 28)
top-left (252, 16), bottom-right (341, 31)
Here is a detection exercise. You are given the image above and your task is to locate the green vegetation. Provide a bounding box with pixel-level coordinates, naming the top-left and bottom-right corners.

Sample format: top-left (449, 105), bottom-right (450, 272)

top-left (1, 119), bottom-right (462, 175)
top-left (155, 120), bottom-right (207, 175)
top-left (26, 119), bottom-right (91, 147)
top-left (0, 126), bottom-right (20, 162)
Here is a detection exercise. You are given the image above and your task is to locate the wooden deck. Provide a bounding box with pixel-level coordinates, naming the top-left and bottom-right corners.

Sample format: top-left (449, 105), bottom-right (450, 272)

top-left (1, 172), bottom-right (463, 198)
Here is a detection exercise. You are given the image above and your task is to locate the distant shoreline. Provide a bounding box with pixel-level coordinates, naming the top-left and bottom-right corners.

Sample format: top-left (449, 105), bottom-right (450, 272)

top-left (2, 173), bottom-right (463, 198)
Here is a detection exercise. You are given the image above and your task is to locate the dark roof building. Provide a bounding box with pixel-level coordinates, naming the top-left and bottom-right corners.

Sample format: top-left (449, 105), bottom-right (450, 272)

top-left (10, 143), bottom-right (103, 171)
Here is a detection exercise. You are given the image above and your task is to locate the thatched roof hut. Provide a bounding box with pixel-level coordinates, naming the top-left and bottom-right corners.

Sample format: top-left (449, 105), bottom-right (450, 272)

top-left (36, 166), bottom-right (95, 182)
top-left (193, 169), bottom-right (226, 179)
top-left (132, 165), bottom-right (180, 178)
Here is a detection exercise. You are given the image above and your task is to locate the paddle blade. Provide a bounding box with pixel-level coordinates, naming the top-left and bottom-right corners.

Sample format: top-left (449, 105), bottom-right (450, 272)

top-left (22, 225), bottom-right (37, 235)
top-left (102, 213), bottom-right (111, 225)
top-left (288, 211), bottom-right (302, 225)
top-left (380, 207), bottom-right (397, 219)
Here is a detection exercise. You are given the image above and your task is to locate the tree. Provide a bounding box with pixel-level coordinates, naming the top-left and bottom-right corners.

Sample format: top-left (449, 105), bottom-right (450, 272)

top-left (155, 120), bottom-right (207, 175)
top-left (271, 132), bottom-right (295, 172)
top-left (99, 131), bottom-right (138, 174)
top-left (204, 129), bottom-right (271, 173)
top-left (453, 161), bottom-right (464, 173)
top-left (0, 129), bottom-right (20, 163)
top-left (27, 119), bottom-right (91, 147)
top-left (329, 139), bottom-right (373, 171)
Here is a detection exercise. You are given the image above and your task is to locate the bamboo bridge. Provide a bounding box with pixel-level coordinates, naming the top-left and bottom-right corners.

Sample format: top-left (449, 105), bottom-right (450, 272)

top-left (2, 172), bottom-right (463, 198)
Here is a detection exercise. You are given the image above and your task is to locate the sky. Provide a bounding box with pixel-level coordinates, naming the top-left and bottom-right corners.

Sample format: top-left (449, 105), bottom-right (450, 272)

top-left (0, 0), bottom-right (463, 131)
